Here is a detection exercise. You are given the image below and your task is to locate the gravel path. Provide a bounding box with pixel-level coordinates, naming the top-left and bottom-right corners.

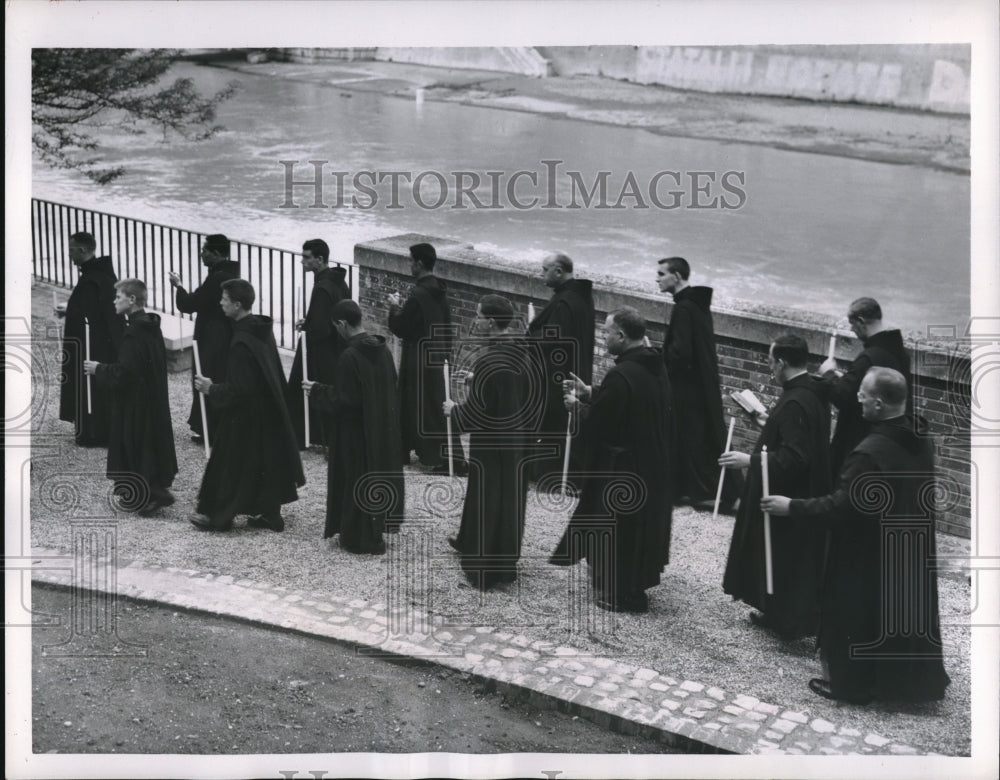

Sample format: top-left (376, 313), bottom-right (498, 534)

top-left (26, 287), bottom-right (972, 755)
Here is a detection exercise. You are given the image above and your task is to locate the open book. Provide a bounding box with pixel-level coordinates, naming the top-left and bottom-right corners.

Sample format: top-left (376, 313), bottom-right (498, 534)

top-left (730, 388), bottom-right (768, 417)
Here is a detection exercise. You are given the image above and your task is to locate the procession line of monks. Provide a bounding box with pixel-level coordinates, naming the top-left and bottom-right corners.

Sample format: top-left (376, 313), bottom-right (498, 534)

top-left (60, 232), bottom-right (949, 707)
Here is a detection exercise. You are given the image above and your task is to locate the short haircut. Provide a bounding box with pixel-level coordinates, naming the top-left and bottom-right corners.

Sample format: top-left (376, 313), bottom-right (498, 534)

top-left (770, 334), bottom-right (809, 368)
top-left (114, 278), bottom-right (147, 306)
top-left (479, 294), bottom-right (515, 329)
top-left (658, 256), bottom-right (690, 280)
top-left (609, 307), bottom-right (646, 340)
top-left (547, 253), bottom-right (573, 274)
top-left (204, 234), bottom-right (231, 258)
top-left (409, 242), bottom-right (437, 270)
top-left (69, 232), bottom-right (97, 252)
top-left (331, 298), bottom-right (362, 327)
top-left (302, 239), bottom-right (330, 261)
top-left (866, 366), bottom-right (908, 407)
top-left (221, 278), bottom-right (255, 310)
top-left (848, 297), bottom-right (882, 323)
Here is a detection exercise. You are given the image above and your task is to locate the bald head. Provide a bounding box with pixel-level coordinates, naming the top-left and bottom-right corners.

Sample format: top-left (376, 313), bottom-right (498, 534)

top-left (859, 367), bottom-right (908, 421)
top-left (542, 253), bottom-right (574, 290)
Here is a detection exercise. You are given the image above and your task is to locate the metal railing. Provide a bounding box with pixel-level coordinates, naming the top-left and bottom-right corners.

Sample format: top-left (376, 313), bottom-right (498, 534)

top-left (31, 198), bottom-right (358, 350)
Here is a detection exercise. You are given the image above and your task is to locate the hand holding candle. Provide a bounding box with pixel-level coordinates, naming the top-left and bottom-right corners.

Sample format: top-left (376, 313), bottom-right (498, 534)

top-left (819, 332), bottom-right (838, 374)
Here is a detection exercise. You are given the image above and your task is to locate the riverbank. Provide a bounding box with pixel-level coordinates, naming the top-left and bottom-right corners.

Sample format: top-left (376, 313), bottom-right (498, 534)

top-left (208, 57), bottom-right (969, 174)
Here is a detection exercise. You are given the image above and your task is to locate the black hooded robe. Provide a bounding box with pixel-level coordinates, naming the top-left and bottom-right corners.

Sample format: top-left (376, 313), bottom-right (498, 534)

top-left (551, 346), bottom-right (673, 610)
top-left (818, 329), bottom-right (913, 476)
top-left (664, 285), bottom-right (743, 506)
top-left (527, 278), bottom-right (595, 477)
top-left (94, 311), bottom-right (178, 509)
top-left (450, 337), bottom-right (539, 589)
top-left (722, 373), bottom-right (832, 637)
top-left (196, 315), bottom-right (305, 529)
top-left (388, 274), bottom-right (464, 468)
top-left (286, 266), bottom-right (350, 450)
top-left (59, 256), bottom-right (124, 446)
top-left (309, 332), bottom-right (404, 553)
top-left (174, 259), bottom-right (240, 438)
top-left (790, 417), bottom-right (950, 703)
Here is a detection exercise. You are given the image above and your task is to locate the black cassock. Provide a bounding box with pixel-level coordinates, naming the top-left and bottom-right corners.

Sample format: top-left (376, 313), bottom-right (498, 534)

top-left (551, 346), bottom-right (673, 610)
top-left (309, 332), bottom-right (404, 553)
top-left (663, 285), bottom-right (743, 506)
top-left (388, 274), bottom-right (463, 467)
top-left (450, 336), bottom-right (540, 589)
top-left (790, 417), bottom-right (950, 703)
top-left (527, 278), bottom-right (595, 476)
top-left (817, 328), bottom-right (912, 476)
top-left (174, 259), bottom-right (240, 438)
top-left (196, 315), bottom-right (304, 529)
top-left (286, 266), bottom-right (350, 450)
top-left (59, 256), bottom-right (124, 446)
top-left (722, 373), bottom-right (832, 637)
top-left (94, 311), bottom-right (178, 509)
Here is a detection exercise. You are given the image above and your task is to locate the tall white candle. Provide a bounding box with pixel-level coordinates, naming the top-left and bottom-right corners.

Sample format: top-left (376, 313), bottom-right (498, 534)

top-left (713, 416), bottom-right (737, 521)
top-left (193, 339), bottom-right (211, 457)
top-left (84, 317), bottom-right (92, 415)
top-left (761, 445), bottom-right (774, 595)
top-left (300, 333), bottom-right (310, 448)
top-left (561, 410), bottom-right (573, 498)
top-left (444, 358), bottom-right (453, 478)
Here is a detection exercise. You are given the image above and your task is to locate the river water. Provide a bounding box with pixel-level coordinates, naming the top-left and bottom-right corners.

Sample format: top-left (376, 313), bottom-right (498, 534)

top-left (31, 62), bottom-right (969, 334)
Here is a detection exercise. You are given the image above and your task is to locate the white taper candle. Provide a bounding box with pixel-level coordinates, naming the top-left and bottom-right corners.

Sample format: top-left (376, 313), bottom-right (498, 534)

top-left (193, 339), bottom-right (211, 458)
top-left (713, 416), bottom-right (737, 521)
top-left (444, 358), bottom-right (454, 478)
top-left (761, 445), bottom-right (773, 595)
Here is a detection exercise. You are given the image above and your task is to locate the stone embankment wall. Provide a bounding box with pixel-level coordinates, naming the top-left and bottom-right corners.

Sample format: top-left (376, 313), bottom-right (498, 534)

top-left (276, 45), bottom-right (970, 114)
top-left (538, 44), bottom-right (970, 114)
top-left (356, 233), bottom-right (972, 538)
top-left (374, 47), bottom-right (551, 78)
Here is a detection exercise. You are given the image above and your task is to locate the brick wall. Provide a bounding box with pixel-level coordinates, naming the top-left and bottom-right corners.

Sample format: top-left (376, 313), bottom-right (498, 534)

top-left (356, 233), bottom-right (972, 538)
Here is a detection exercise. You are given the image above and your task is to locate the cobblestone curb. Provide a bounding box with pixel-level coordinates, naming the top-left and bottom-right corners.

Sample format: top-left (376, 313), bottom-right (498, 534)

top-left (29, 545), bottom-right (932, 757)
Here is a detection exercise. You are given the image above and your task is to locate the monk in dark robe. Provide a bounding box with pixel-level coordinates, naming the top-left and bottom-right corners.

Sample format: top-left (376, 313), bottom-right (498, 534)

top-left (387, 242), bottom-right (464, 472)
top-left (84, 278), bottom-right (177, 516)
top-left (58, 231), bottom-right (124, 447)
top-left (817, 297), bottom-right (913, 475)
top-left (551, 307), bottom-right (673, 613)
top-left (721, 335), bottom-right (832, 639)
top-left (526, 252), bottom-right (595, 479)
top-left (286, 238), bottom-right (351, 450)
top-left (304, 300), bottom-right (404, 555)
top-left (444, 295), bottom-right (542, 590)
top-left (191, 279), bottom-right (304, 533)
top-left (764, 368), bottom-right (950, 705)
top-left (657, 256), bottom-right (743, 510)
top-left (168, 234), bottom-right (240, 442)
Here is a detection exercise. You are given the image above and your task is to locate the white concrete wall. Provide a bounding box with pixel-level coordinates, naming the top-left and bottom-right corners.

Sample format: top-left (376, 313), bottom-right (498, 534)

top-left (374, 47), bottom-right (550, 78)
top-left (540, 44), bottom-right (970, 114)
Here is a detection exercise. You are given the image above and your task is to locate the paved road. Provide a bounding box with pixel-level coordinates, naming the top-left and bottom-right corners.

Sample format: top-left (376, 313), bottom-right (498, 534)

top-left (30, 583), bottom-right (680, 757)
